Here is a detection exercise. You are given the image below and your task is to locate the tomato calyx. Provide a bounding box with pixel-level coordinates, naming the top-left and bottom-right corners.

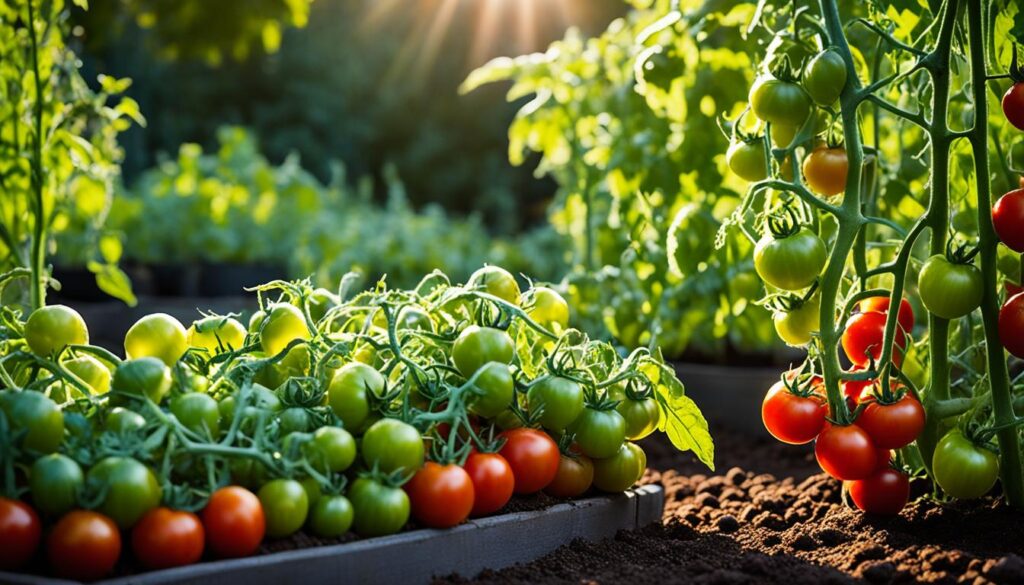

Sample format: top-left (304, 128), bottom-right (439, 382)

top-left (767, 54), bottom-right (802, 84)
top-left (1008, 44), bottom-right (1024, 84)
top-left (778, 363), bottom-right (824, 399)
top-left (763, 205), bottom-right (808, 240)
top-left (943, 238), bottom-right (980, 266)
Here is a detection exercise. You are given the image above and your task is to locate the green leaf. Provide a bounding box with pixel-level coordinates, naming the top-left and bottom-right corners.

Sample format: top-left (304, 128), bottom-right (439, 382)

top-left (99, 234), bottom-right (122, 264)
top-left (72, 0), bottom-right (88, 9)
top-left (115, 97), bottom-right (147, 127)
top-left (460, 56), bottom-right (519, 94)
top-left (643, 356), bottom-right (715, 470)
top-left (88, 262), bottom-right (137, 306)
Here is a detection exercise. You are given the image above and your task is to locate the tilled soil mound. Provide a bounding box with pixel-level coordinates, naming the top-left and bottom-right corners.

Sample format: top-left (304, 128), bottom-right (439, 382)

top-left (440, 426), bottom-right (1024, 585)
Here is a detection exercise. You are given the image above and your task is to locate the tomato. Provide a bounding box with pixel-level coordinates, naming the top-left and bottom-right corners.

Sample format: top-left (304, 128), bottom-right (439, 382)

top-left (522, 286), bottom-right (570, 331)
top-left (452, 326), bottom-right (515, 377)
top-left (1000, 293), bottom-right (1024, 358)
top-left (814, 423), bottom-right (877, 481)
top-left (170, 392), bottom-right (221, 438)
top-left (62, 355), bottom-right (111, 394)
top-left (761, 381), bottom-right (827, 445)
top-left (125, 313), bottom-right (188, 366)
top-left (858, 296), bottom-right (915, 334)
top-left (1003, 82), bottom-right (1024, 130)
top-left (803, 49), bottom-right (847, 105)
top-left (749, 76), bottom-right (813, 127)
top-left (131, 507), bottom-right (204, 569)
top-left (0, 390), bottom-right (64, 453)
top-left (306, 426), bottom-right (357, 472)
top-left (773, 296), bottom-right (820, 346)
top-left (308, 494), bottom-right (353, 537)
top-left (278, 407), bottom-right (311, 434)
top-left (47, 510), bottom-right (120, 580)
top-left (592, 442), bottom-right (645, 492)
top-left (468, 265), bottom-right (520, 305)
top-left (932, 429), bottom-right (1000, 499)
top-left (463, 452), bottom-right (515, 517)
top-left (802, 147), bottom-right (848, 197)
top-left (993, 188), bottom-right (1024, 252)
top-left (570, 408), bottom-right (626, 459)
top-left (349, 477), bottom-right (410, 537)
top-left (202, 486), bottom-right (265, 558)
top-left (617, 397), bottom-right (660, 440)
top-left (327, 362), bottom-right (385, 431)
top-left (404, 462), bottom-right (475, 528)
top-left (187, 316), bottom-right (247, 356)
top-left (308, 288), bottom-right (340, 323)
top-left (259, 303), bottom-right (311, 356)
top-left (527, 376), bottom-right (584, 431)
top-left (754, 227), bottom-right (827, 291)
top-left (499, 428), bottom-right (560, 494)
top-left (88, 457), bottom-right (163, 529)
top-left (466, 362), bottom-right (514, 418)
top-left (361, 418), bottom-right (425, 476)
top-left (396, 306), bottom-right (434, 332)
top-left (248, 310), bottom-right (266, 334)
top-left (30, 454), bottom-right (83, 517)
top-left (856, 394), bottom-right (925, 449)
top-left (258, 479), bottom-right (308, 538)
top-left (106, 406), bottom-right (146, 434)
top-left (0, 498), bottom-right (41, 570)
top-left (24, 304), bottom-right (89, 357)
top-left (918, 255), bottom-right (983, 319)
top-left (726, 139), bottom-right (768, 182)
top-left (545, 454), bottom-right (594, 498)
top-left (112, 357), bottom-right (172, 404)
top-left (845, 468), bottom-right (910, 516)
top-left (842, 311), bottom-right (907, 367)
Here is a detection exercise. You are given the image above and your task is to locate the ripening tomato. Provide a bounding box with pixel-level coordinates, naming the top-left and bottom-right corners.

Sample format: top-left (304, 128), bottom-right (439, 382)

top-left (464, 452), bottom-right (515, 517)
top-left (617, 397), bottom-right (660, 441)
top-left (405, 462), bottom-right (475, 528)
top-left (466, 362), bottom-right (515, 418)
top-left (308, 495), bottom-right (354, 538)
top-left (349, 477), bottom-right (410, 537)
top-left (993, 188), bottom-right (1024, 252)
top-left (125, 313), bottom-right (188, 366)
top-left (30, 454), bottom-right (83, 518)
top-left (803, 49), bottom-right (847, 106)
top-left (1000, 293), bottom-right (1024, 358)
top-left (527, 376), bottom-right (585, 431)
top-left (726, 139), bottom-right (768, 182)
top-left (918, 255), bottom-right (983, 319)
top-left (327, 362), bottom-right (385, 431)
top-left (0, 390), bottom-right (64, 453)
top-left (361, 418), bottom-right (425, 477)
top-left (47, 510), bottom-right (121, 580)
top-left (749, 76), bottom-right (813, 128)
top-left (803, 147), bottom-right (849, 197)
top-left (545, 453), bottom-right (594, 498)
top-left (814, 423), bottom-right (878, 480)
top-left (112, 357), bottom-right (172, 404)
top-left (1003, 82), bottom-right (1024, 130)
top-left (24, 305), bottom-right (89, 357)
top-left (468, 265), bottom-right (521, 305)
top-left (845, 468), bottom-right (910, 515)
top-left (592, 442), bottom-right (645, 492)
top-left (170, 392), bottom-right (221, 438)
top-left (932, 430), bottom-right (1000, 499)
top-left (499, 428), bottom-right (560, 494)
top-left (131, 507), bottom-right (204, 569)
top-left (259, 303), bottom-right (310, 356)
top-left (570, 408), bottom-right (626, 459)
top-left (87, 457), bottom-right (163, 529)
top-left (187, 316), bottom-right (247, 356)
top-left (305, 426), bottom-right (357, 473)
top-left (452, 326), bottom-right (515, 377)
top-left (259, 479), bottom-right (309, 538)
top-left (858, 296), bottom-right (915, 334)
top-left (0, 498), bottom-right (41, 570)
top-left (62, 355), bottom-right (111, 394)
top-left (754, 227), bottom-right (827, 291)
top-left (856, 393), bottom-right (925, 450)
top-left (842, 311), bottom-right (907, 367)
top-left (773, 296), bottom-right (821, 347)
top-left (761, 381), bottom-right (827, 445)
top-left (202, 486), bottom-right (265, 558)
top-left (522, 286), bottom-right (570, 331)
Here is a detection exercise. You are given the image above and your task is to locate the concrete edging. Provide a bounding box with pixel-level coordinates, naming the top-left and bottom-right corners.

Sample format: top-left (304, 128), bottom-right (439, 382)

top-left (0, 484), bottom-right (664, 585)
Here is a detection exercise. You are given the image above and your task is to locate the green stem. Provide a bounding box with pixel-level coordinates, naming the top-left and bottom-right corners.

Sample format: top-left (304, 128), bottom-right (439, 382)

top-left (25, 0), bottom-right (47, 310)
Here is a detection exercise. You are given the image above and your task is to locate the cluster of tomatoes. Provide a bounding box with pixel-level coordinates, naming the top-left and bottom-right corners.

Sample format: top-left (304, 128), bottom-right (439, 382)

top-left (0, 266), bottom-right (671, 580)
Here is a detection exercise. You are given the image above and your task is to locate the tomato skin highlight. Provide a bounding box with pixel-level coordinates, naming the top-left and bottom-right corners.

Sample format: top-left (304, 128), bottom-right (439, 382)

top-left (932, 430), bottom-right (1000, 499)
top-left (464, 452), bottom-right (515, 517)
top-left (856, 394), bottom-right (925, 450)
top-left (802, 147), bottom-right (849, 197)
top-left (845, 468), bottom-right (910, 516)
top-left (761, 381), bottom-right (827, 445)
top-left (202, 486), bottom-right (265, 558)
top-left (499, 428), bottom-right (560, 494)
top-left (132, 507), bottom-right (205, 570)
top-left (468, 265), bottom-right (521, 305)
top-left (47, 510), bottom-right (121, 581)
top-left (993, 189), bottom-right (1024, 252)
top-left (1003, 82), bottom-right (1024, 131)
top-left (814, 423), bottom-right (878, 481)
top-left (545, 454), bottom-right (594, 498)
top-left (0, 498), bottom-right (42, 570)
top-left (405, 462), bottom-right (475, 528)
top-left (1000, 293), bottom-right (1024, 358)
top-left (617, 397), bottom-right (660, 441)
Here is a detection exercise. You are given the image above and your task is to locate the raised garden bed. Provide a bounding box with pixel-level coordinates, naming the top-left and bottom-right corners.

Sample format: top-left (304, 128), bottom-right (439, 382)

top-left (0, 486), bottom-right (663, 585)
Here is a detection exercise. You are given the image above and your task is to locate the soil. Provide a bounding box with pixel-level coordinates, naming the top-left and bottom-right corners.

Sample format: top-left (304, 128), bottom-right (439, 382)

top-left (438, 425), bottom-right (1024, 585)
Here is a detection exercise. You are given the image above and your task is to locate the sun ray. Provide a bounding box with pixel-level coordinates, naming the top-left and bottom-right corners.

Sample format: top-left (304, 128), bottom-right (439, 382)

top-left (470, 0), bottom-right (504, 67)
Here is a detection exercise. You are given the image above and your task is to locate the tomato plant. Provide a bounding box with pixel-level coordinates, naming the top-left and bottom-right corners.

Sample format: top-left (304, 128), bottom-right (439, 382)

top-left (467, 266), bottom-right (520, 306)
top-left (814, 423), bottom-right (877, 481)
top-left (0, 390), bottom-right (64, 453)
top-left (545, 453), bottom-right (594, 499)
top-left (592, 443), bottom-right (645, 493)
top-left (328, 362), bottom-right (385, 431)
top-left (570, 407), bottom-right (626, 459)
top-left (932, 430), bottom-right (1000, 499)
top-left (308, 495), bottom-right (353, 538)
top-left (999, 293), bottom-right (1024, 358)
top-left (845, 468), bottom-right (910, 516)
top-left (452, 325), bottom-right (514, 377)
top-left (24, 305), bottom-right (89, 357)
top-left (29, 454), bottom-right (83, 517)
top-left (1004, 82), bottom-right (1024, 130)
top-left (361, 418), bottom-right (425, 477)
top-left (526, 376), bottom-right (584, 432)
top-left (918, 252), bottom-right (983, 320)
top-left (803, 49), bottom-right (847, 106)
top-left (87, 456), bottom-right (163, 529)
top-left (762, 377), bottom-right (827, 445)
top-left (802, 146), bottom-right (848, 197)
top-left (258, 479), bottom-right (309, 538)
top-left (187, 316), bottom-right (247, 355)
top-left (754, 222), bottom-right (826, 292)
top-left (992, 188), bottom-right (1024, 253)
top-left (856, 393), bottom-right (925, 450)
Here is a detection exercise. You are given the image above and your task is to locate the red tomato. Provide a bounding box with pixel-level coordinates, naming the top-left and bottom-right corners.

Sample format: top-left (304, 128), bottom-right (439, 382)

top-left (545, 453), bottom-right (595, 498)
top-left (132, 507), bottom-right (205, 569)
top-left (993, 189), bottom-right (1024, 252)
top-left (1003, 82), bottom-right (1024, 130)
top-left (845, 468), bottom-right (910, 515)
top-left (47, 510), bottom-right (121, 581)
top-left (202, 486), bottom-right (265, 558)
top-left (842, 367), bottom-right (874, 403)
top-left (761, 381), bottom-right (827, 445)
top-left (874, 448), bottom-right (894, 471)
top-left (498, 428), bottom-right (560, 494)
top-left (858, 296), bottom-right (915, 333)
top-left (815, 423), bottom-right (878, 480)
top-left (842, 311), bottom-right (907, 367)
top-left (1000, 293), bottom-right (1024, 359)
top-left (463, 452), bottom-right (515, 517)
top-left (404, 462), bottom-right (475, 528)
top-left (0, 498), bottom-right (41, 570)
top-left (856, 394), bottom-right (925, 449)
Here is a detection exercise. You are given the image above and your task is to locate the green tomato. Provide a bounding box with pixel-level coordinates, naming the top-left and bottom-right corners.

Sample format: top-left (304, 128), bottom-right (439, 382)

top-left (592, 442), bottom-right (645, 493)
top-left (255, 345), bottom-right (311, 389)
top-left (527, 376), bottom-right (584, 431)
top-left (105, 407), bottom-right (146, 434)
top-left (348, 477), bottom-right (410, 537)
top-left (306, 426), bottom-right (357, 473)
top-left (30, 454), bottom-right (83, 517)
top-left (258, 479), bottom-right (309, 538)
top-left (749, 76), bottom-right (813, 128)
top-left (87, 457), bottom-right (162, 529)
top-left (0, 390), bottom-right (64, 453)
top-left (773, 296), bottom-right (821, 347)
top-left (299, 476), bottom-right (322, 509)
top-left (468, 266), bottom-right (521, 305)
top-left (278, 407), bottom-right (311, 434)
top-left (803, 49), bottom-right (848, 106)
top-left (308, 288), bottom-right (339, 323)
top-left (522, 287), bottom-right (570, 331)
top-left (361, 418), bottom-right (424, 476)
top-left (125, 313), bottom-right (188, 366)
top-left (327, 362), bottom-right (385, 431)
top-left (220, 384), bottom-right (283, 425)
top-left (62, 355), bottom-right (111, 395)
top-left (187, 316), bottom-right (247, 356)
top-left (452, 326), bottom-right (514, 377)
top-left (932, 430), bottom-right (999, 499)
top-left (170, 392), bottom-right (220, 438)
top-left (112, 357), bottom-right (172, 404)
top-left (726, 139), bottom-right (768, 182)
top-left (248, 310), bottom-right (266, 334)
top-left (918, 255), bottom-right (983, 319)
top-left (308, 494), bottom-right (354, 538)
top-left (260, 304), bottom-right (310, 356)
top-left (397, 306), bottom-right (434, 332)
top-left (570, 408), bottom-right (626, 459)
top-left (617, 398), bottom-right (660, 441)
top-left (754, 227), bottom-right (827, 291)
top-left (24, 305), bottom-right (89, 357)
top-left (467, 362), bottom-right (514, 418)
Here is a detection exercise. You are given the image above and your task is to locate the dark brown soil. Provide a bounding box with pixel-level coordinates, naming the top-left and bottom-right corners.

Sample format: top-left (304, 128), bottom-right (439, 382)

top-left (439, 425), bottom-right (1024, 585)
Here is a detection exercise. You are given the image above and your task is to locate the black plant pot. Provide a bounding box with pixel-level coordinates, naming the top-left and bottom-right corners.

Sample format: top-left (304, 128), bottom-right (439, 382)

top-left (49, 265), bottom-right (107, 302)
top-left (671, 361), bottom-right (785, 438)
top-left (148, 263), bottom-right (201, 297)
top-left (199, 263), bottom-right (288, 297)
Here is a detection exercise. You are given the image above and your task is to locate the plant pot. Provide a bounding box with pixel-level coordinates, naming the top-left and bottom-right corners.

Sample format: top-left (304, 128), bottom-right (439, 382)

top-left (49, 265), bottom-right (107, 302)
top-left (199, 263), bottom-right (288, 297)
top-left (148, 263), bottom-right (200, 297)
top-left (671, 361), bottom-right (785, 438)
